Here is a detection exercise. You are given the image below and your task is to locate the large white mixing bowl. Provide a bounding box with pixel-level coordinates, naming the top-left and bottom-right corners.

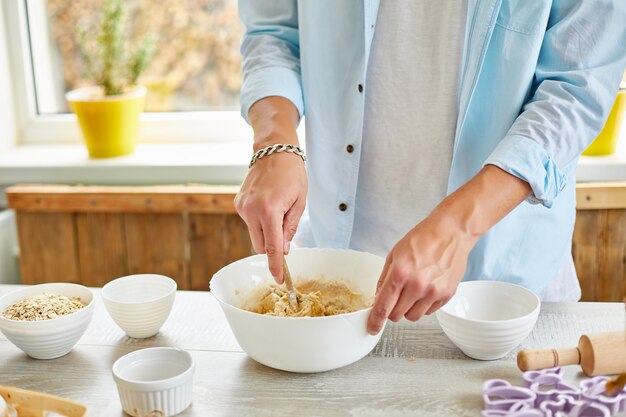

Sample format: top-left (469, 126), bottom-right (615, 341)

top-left (210, 248), bottom-right (385, 373)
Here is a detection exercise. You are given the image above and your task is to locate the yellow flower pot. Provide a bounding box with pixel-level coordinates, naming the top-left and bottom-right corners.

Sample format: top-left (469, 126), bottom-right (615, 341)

top-left (66, 86), bottom-right (146, 158)
top-left (583, 85), bottom-right (626, 156)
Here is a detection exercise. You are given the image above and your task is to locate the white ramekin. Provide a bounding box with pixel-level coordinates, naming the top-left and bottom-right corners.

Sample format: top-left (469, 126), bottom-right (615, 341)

top-left (112, 347), bottom-right (195, 417)
top-left (102, 274), bottom-right (176, 338)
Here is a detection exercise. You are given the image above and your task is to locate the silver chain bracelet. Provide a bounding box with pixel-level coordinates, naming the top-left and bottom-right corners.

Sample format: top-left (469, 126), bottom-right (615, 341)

top-left (249, 144), bottom-right (306, 168)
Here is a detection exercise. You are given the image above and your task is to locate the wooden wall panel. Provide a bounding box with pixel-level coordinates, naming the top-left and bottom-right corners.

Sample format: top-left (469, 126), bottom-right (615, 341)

top-left (606, 209), bottom-right (626, 299)
top-left (573, 210), bottom-right (606, 301)
top-left (189, 214), bottom-right (253, 290)
top-left (15, 212), bottom-right (79, 284)
top-left (573, 209), bottom-right (626, 302)
top-left (124, 213), bottom-right (190, 290)
top-left (76, 213), bottom-right (127, 287)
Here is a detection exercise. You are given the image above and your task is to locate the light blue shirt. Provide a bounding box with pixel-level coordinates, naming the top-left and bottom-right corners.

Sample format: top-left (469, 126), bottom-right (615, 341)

top-left (238, 0), bottom-right (626, 295)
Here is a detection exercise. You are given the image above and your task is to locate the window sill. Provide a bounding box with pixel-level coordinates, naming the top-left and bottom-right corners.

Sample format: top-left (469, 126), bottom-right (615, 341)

top-left (0, 142), bottom-right (251, 186)
top-left (0, 142), bottom-right (625, 186)
top-left (576, 152), bottom-right (626, 182)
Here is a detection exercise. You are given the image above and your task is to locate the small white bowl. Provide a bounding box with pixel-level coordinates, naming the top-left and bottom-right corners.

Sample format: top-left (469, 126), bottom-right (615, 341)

top-left (210, 248), bottom-right (385, 373)
top-left (112, 347), bottom-right (195, 417)
top-left (0, 283), bottom-right (95, 359)
top-left (436, 280), bottom-right (540, 360)
top-left (102, 274), bottom-right (176, 339)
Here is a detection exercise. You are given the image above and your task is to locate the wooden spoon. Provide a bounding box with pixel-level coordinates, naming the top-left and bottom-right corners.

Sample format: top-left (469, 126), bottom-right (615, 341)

top-left (605, 373), bottom-right (626, 395)
top-left (282, 256), bottom-right (298, 309)
top-left (604, 299), bottom-right (626, 395)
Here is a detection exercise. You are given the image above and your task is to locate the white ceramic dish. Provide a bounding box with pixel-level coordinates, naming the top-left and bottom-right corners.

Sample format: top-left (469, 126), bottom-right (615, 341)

top-left (436, 280), bottom-right (540, 360)
top-left (0, 283), bottom-right (95, 359)
top-left (112, 347), bottom-right (195, 417)
top-left (102, 274), bottom-right (176, 339)
top-left (210, 248), bottom-right (385, 373)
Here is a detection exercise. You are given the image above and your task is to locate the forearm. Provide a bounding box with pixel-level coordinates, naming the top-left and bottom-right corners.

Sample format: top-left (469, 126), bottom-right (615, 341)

top-left (433, 164), bottom-right (532, 243)
top-left (248, 96), bottom-right (300, 152)
top-left (236, 95), bottom-right (307, 281)
top-left (367, 165), bottom-right (531, 332)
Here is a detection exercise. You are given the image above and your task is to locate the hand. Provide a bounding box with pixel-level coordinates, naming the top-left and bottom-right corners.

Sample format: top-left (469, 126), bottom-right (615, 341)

top-left (366, 211), bottom-right (477, 335)
top-left (235, 152), bottom-right (307, 284)
top-left (234, 96), bottom-right (306, 284)
top-left (365, 165), bottom-right (532, 335)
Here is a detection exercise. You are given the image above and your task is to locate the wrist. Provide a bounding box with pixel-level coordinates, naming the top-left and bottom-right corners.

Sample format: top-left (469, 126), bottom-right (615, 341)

top-left (431, 194), bottom-right (484, 246)
top-left (249, 97), bottom-right (300, 152)
top-left (431, 165), bottom-right (531, 243)
top-left (253, 132), bottom-right (299, 152)
top-left (249, 144), bottom-right (306, 168)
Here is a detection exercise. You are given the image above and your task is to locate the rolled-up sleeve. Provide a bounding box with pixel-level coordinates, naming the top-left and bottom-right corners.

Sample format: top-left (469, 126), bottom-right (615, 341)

top-left (485, 0), bottom-right (626, 207)
top-left (238, 0), bottom-right (304, 123)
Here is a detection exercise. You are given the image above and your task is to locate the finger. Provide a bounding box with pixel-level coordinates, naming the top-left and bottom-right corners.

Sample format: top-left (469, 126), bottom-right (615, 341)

top-left (404, 279), bottom-right (447, 321)
top-left (367, 266), bottom-right (403, 335)
top-left (388, 278), bottom-right (428, 322)
top-left (246, 222), bottom-right (265, 255)
top-left (424, 299), bottom-right (445, 316)
top-left (376, 255), bottom-right (392, 295)
top-left (425, 288), bottom-right (455, 316)
top-left (282, 197), bottom-right (305, 254)
top-left (260, 214), bottom-right (285, 284)
top-left (234, 195), bottom-right (261, 254)
top-left (404, 298), bottom-right (435, 322)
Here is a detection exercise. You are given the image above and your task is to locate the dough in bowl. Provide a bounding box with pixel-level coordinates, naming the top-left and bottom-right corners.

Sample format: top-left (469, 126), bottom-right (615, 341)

top-left (246, 279), bottom-right (372, 317)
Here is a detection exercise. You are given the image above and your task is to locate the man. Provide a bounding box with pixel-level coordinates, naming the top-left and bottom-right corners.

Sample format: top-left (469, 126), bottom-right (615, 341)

top-left (234, 1), bottom-right (626, 335)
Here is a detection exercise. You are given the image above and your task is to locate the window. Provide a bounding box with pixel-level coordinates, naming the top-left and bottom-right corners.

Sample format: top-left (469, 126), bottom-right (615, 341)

top-left (4, 0), bottom-right (251, 144)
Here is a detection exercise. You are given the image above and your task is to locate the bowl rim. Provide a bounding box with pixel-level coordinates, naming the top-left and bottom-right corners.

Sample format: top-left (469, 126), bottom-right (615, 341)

top-left (436, 280), bottom-right (540, 325)
top-left (112, 347), bottom-right (195, 389)
top-left (209, 247), bottom-right (382, 321)
top-left (0, 282), bottom-right (95, 327)
top-left (102, 274), bottom-right (177, 305)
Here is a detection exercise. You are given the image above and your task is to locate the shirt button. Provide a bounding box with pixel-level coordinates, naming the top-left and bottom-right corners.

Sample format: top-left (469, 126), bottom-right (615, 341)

top-left (339, 203), bottom-right (348, 212)
top-left (357, 84), bottom-right (363, 93)
top-left (346, 144), bottom-right (354, 153)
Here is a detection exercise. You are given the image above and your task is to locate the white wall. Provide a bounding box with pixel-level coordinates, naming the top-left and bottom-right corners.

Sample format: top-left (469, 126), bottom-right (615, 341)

top-left (0, 4), bottom-right (20, 284)
top-left (0, 1), bottom-right (18, 152)
top-left (0, 210), bottom-right (19, 284)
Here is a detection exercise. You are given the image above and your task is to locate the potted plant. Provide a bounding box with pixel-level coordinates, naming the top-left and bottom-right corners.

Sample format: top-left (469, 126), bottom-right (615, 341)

top-left (66, 0), bottom-right (155, 158)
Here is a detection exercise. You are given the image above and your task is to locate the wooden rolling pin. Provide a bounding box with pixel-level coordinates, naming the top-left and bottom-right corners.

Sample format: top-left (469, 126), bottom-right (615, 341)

top-left (517, 331), bottom-right (626, 376)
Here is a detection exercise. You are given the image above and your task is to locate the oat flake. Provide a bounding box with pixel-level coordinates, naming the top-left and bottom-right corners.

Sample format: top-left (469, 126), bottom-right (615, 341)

top-left (2, 294), bottom-right (87, 321)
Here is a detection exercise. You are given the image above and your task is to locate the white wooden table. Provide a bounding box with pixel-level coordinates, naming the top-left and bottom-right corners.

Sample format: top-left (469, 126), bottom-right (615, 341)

top-left (0, 285), bottom-right (624, 417)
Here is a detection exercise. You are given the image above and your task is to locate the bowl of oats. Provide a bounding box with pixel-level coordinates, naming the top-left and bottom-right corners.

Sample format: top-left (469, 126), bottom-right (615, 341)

top-left (0, 283), bottom-right (95, 359)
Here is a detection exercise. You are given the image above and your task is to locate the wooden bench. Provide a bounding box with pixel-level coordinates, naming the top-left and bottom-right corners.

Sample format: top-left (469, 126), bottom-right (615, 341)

top-left (6, 183), bottom-right (626, 301)
top-left (573, 182), bottom-right (626, 302)
top-left (6, 185), bottom-right (252, 290)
